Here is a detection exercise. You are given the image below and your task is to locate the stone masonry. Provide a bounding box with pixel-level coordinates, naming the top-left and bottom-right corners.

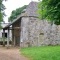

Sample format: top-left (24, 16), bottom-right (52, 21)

top-left (20, 16), bottom-right (60, 47)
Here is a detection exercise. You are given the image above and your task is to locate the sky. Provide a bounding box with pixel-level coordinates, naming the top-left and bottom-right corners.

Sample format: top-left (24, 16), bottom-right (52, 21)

top-left (3, 0), bottom-right (39, 23)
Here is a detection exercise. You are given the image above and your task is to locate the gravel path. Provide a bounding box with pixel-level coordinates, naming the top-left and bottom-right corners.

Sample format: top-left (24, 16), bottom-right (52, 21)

top-left (0, 46), bottom-right (28, 60)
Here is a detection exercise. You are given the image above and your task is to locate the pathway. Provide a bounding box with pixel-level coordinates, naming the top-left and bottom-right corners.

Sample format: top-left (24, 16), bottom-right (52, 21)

top-left (0, 46), bottom-right (28, 60)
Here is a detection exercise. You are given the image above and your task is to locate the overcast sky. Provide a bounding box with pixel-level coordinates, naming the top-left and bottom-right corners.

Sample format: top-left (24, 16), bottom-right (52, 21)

top-left (3, 0), bottom-right (39, 23)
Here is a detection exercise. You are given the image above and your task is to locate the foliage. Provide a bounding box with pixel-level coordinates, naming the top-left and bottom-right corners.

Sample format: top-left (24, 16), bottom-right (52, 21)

top-left (38, 0), bottom-right (60, 25)
top-left (8, 5), bottom-right (27, 22)
top-left (0, 0), bottom-right (6, 22)
top-left (20, 46), bottom-right (60, 60)
top-left (0, 0), bottom-right (6, 29)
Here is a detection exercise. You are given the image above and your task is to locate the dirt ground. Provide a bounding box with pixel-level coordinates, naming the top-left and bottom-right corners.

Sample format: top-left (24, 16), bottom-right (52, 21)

top-left (0, 46), bottom-right (28, 60)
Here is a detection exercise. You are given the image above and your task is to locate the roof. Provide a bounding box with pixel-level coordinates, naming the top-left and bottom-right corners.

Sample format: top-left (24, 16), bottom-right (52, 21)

top-left (3, 15), bottom-right (22, 30)
top-left (25, 1), bottom-right (38, 16)
top-left (3, 1), bottom-right (38, 30)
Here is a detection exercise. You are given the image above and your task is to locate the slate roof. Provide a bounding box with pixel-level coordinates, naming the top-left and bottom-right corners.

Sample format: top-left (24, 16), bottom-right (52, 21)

top-left (24, 1), bottom-right (38, 17)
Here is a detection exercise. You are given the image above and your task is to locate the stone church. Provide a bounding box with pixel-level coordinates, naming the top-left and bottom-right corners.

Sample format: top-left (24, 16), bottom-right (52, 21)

top-left (3, 1), bottom-right (60, 47)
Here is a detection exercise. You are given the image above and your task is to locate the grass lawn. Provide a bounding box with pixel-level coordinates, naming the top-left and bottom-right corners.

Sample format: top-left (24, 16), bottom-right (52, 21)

top-left (20, 46), bottom-right (60, 60)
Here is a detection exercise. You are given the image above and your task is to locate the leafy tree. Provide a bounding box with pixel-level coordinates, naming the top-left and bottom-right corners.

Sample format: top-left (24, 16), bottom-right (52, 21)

top-left (8, 5), bottom-right (27, 22)
top-left (38, 0), bottom-right (60, 25)
top-left (0, 0), bottom-right (6, 29)
top-left (0, 0), bottom-right (6, 22)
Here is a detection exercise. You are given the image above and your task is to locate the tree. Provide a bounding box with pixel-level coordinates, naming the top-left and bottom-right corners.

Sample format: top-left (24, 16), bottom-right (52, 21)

top-left (8, 5), bottom-right (27, 22)
top-left (0, 0), bottom-right (6, 22)
top-left (38, 0), bottom-right (60, 25)
top-left (0, 0), bottom-right (6, 29)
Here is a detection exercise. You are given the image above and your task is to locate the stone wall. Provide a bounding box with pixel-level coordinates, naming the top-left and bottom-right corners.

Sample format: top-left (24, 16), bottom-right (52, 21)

top-left (20, 16), bottom-right (60, 47)
top-left (20, 17), bottom-right (29, 47)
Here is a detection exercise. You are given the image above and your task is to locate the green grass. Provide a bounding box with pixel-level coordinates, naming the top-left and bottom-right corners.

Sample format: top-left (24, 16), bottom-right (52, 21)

top-left (20, 46), bottom-right (60, 60)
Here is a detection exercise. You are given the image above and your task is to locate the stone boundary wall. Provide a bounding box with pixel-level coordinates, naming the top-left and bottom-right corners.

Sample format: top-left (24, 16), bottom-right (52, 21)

top-left (20, 17), bottom-right (60, 47)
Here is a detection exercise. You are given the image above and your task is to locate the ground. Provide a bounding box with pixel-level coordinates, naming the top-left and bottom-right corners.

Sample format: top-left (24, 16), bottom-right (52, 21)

top-left (21, 46), bottom-right (60, 60)
top-left (0, 46), bottom-right (28, 60)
